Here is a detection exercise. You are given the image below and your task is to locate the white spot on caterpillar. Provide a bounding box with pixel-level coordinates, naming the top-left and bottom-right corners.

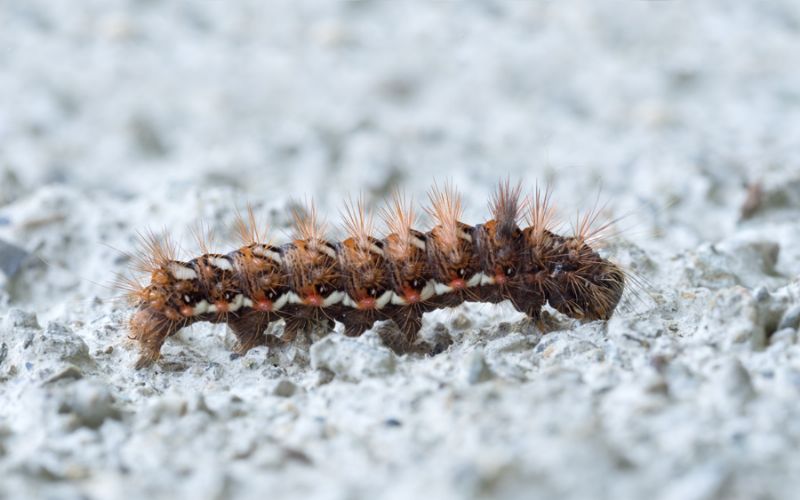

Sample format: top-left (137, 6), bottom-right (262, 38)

top-left (242, 297), bottom-right (254, 308)
top-left (228, 294), bottom-right (244, 312)
top-left (458, 230), bottom-right (472, 242)
top-left (411, 237), bottom-right (426, 251)
top-left (467, 273), bottom-right (483, 287)
top-left (319, 244), bottom-right (337, 259)
top-left (287, 292), bottom-right (302, 305)
top-left (273, 292), bottom-right (290, 310)
top-left (375, 290), bottom-right (393, 309)
top-left (391, 294), bottom-right (408, 306)
top-left (210, 257), bottom-right (233, 271)
top-left (168, 263), bottom-right (198, 281)
top-left (480, 273), bottom-right (496, 286)
top-left (192, 300), bottom-right (209, 315)
top-left (343, 291), bottom-right (395, 310)
top-left (369, 244), bottom-right (385, 256)
top-left (323, 291), bottom-right (343, 307)
top-left (434, 282), bottom-right (452, 295)
top-left (253, 246), bottom-right (282, 263)
top-left (386, 280), bottom-right (439, 304)
top-left (420, 281), bottom-right (435, 300)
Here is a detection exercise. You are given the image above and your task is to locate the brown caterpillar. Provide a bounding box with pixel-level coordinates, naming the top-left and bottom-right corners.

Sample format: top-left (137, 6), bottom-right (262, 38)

top-left (121, 181), bottom-right (626, 369)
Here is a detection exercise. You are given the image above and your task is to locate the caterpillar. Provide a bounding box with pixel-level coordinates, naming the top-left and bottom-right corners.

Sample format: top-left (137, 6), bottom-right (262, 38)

top-left (122, 181), bottom-right (626, 369)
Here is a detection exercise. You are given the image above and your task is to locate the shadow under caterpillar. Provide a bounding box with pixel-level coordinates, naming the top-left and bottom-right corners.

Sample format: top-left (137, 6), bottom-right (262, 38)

top-left (121, 181), bottom-right (626, 369)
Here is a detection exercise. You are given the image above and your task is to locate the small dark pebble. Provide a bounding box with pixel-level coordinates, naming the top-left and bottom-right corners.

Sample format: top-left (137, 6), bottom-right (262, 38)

top-left (0, 343), bottom-right (7, 366)
top-left (0, 239), bottom-right (29, 278)
top-left (384, 418), bottom-right (402, 427)
top-left (283, 447), bottom-right (313, 465)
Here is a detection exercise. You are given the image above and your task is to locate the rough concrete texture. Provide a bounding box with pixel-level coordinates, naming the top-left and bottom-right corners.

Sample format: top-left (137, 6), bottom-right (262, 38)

top-left (1, 1), bottom-right (799, 499)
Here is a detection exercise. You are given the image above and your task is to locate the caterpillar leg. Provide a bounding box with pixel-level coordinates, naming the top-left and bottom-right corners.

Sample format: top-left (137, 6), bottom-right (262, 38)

top-left (130, 308), bottom-right (184, 369)
top-left (339, 308), bottom-right (387, 338)
top-left (283, 316), bottom-right (335, 345)
top-left (228, 312), bottom-right (274, 353)
top-left (375, 321), bottom-right (415, 354)
top-left (378, 308), bottom-right (433, 355)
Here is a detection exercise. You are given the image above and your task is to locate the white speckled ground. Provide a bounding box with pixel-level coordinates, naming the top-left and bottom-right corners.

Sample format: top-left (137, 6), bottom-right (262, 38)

top-left (1, 1), bottom-right (800, 499)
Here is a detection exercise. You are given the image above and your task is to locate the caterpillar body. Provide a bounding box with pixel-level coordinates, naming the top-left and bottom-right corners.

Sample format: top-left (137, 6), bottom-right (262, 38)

top-left (124, 182), bottom-right (626, 369)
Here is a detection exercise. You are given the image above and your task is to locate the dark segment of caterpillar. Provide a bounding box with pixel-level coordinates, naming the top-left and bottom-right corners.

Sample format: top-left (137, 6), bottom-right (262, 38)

top-left (124, 182), bottom-right (627, 369)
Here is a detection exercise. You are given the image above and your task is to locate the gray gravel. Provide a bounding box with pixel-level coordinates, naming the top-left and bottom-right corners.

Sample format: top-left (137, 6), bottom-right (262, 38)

top-left (1, 1), bottom-right (800, 499)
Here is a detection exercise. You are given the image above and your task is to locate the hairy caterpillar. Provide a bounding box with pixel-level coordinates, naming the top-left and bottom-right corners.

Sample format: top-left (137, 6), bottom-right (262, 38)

top-left (122, 181), bottom-right (626, 369)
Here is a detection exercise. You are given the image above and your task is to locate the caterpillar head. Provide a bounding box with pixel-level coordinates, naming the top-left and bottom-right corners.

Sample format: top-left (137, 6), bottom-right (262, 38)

top-left (547, 237), bottom-right (625, 321)
top-left (143, 260), bottom-right (206, 321)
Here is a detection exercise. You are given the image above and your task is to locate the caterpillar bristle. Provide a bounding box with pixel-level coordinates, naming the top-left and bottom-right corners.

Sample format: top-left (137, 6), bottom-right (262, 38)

top-left (291, 199), bottom-right (328, 246)
top-left (525, 184), bottom-right (557, 247)
top-left (133, 229), bottom-right (178, 275)
top-left (341, 195), bottom-right (374, 252)
top-left (123, 179), bottom-right (639, 369)
top-left (426, 180), bottom-right (465, 259)
top-left (572, 194), bottom-right (615, 247)
top-left (114, 273), bottom-right (147, 303)
top-left (190, 221), bottom-right (216, 256)
top-left (489, 178), bottom-right (525, 241)
top-left (381, 190), bottom-right (417, 261)
top-left (234, 205), bottom-right (269, 246)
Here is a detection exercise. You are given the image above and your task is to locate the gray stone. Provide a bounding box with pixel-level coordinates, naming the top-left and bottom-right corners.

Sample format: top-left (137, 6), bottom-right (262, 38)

top-left (43, 364), bottom-right (83, 384)
top-left (2, 308), bottom-right (40, 330)
top-left (0, 239), bottom-right (28, 279)
top-left (58, 380), bottom-right (121, 429)
top-left (450, 313), bottom-right (473, 330)
top-left (460, 349), bottom-right (494, 385)
top-left (769, 327), bottom-right (797, 346)
top-left (271, 378), bottom-right (298, 397)
top-left (777, 304), bottom-right (800, 331)
top-left (34, 322), bottom-right (92, 366)
top-left (310, 335), bottom-right (396, 380)
top-left (709, 358), bottom-right (756, 412)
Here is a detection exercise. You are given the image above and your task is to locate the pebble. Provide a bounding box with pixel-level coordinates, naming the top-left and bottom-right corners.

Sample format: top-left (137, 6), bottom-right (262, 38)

top-left (43, 364), bottom-right (84, 384)
top-left (309, 335), bottom-right (396, 380)
top-left (450, 313), bottom-right (473, 330)
top-left (777, 304), bottom-right (800, 331)
top-left (142, 393), bottom-right (189, 424)
top-left (769, 328), bottom-right (797, 346)
top-left (0, 239), bottom-right (28, 279)
top-left (2, 308), bottom-right (40, 330)
top-left (58, 380), bottom-right (121, 429)
top-left (460, 349), bottom-right (494, 385)
top-left (696, 287), bottom-right (766, 350)
top-left (271, 378), bottom-right (298, 397)
top-left (34, 322), bottom-right (93, 366)
top-left (709, 358), bottom-right (756, 412)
